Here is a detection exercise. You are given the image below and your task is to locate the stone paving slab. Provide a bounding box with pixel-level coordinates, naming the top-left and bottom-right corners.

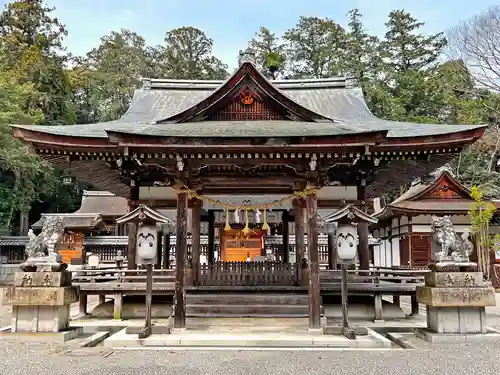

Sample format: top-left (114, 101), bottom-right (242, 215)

top-left (103, 327), bottom-right (392, 349)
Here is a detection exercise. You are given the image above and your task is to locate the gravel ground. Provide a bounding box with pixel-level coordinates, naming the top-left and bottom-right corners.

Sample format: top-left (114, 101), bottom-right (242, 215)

top-left (1, 339), bottom-right (500, 375)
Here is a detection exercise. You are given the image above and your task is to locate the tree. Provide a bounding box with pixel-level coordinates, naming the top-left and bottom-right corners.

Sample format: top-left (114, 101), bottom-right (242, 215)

top-left (248, 27), bottom-right (286, 79)
top-left (447, 5), bottom-right (500, 93)
top-left (283, 16), bottom-right (348, 79)
top-left (344, 9), bottom-right (380, 83)
top-left (0, 0), bottom-right (74, 125)
top-left (0, 69), bottom-right (56, 234)
top-left (0, 0), bottom-right (67, 65)
top-left (159, 27), bottom-right (228, 80)
top-left (77, 29), bottom-right (159, 122)
top-left (380, 10), bottom-right (447, 76)
top-left (469, 186), bottom-right (498, 279)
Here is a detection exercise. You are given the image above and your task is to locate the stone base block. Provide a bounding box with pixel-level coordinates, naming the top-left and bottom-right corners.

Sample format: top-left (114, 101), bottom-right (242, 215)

top-left (11, 304), bottom-right (71, 332)
top-left (416, 328), bottom-right (500, 344)
top-left (417, 286), bottom-right (496, 307)
top-left (426, 306), bottom-right (488, 334)
top-left (424, 272), bottom-right (484, 287)
top-left (2, 286), bottom-right (79, 306)
top-left (126, 324), bottom-right (171, 335)
top-left (14, 271), bottom-right (72, 287)
top-left (0, 327), bottom-right (83, 343)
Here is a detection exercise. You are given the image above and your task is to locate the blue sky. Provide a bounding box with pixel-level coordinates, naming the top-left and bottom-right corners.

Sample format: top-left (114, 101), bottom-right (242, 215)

top-left (2, 0), bottom-right (499, 70)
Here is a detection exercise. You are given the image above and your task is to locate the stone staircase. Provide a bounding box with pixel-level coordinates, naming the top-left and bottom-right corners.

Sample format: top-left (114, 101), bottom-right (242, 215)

top-left (185, 292), bottom-right (310, 318)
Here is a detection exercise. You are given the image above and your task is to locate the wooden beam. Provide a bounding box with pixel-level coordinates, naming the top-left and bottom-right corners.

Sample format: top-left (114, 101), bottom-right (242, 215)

top-left (127, 185), bottom-right (139, 270)
top-left (191, 199), bottom-right (202, 284)
top-left (357, 185), bottom-right (369, 271)
top-left (294, 198), bottom-right (306, 280)
top-left (327, 232), bottom-right (337, 270)
top-left (306, 193), bottom-right (321, 329)
top-left (162, 233), bottom-right (170, 269)
top-left (155, 228), bottom-right (163, 270)
top-left (208, 211), bottom-right (215, 264)
top-left (174, 191), bottom-right (188, 329)
top-left (282, 211), bottom-right (289, 264)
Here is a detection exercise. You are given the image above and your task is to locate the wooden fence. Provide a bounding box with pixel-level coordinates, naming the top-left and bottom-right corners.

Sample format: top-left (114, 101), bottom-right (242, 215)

top-left (197, 261), bottom-right (298, 286)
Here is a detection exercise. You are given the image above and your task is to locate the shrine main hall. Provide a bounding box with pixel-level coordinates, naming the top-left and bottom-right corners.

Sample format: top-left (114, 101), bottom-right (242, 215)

top-left (12, 51), bottom-right (485, 329)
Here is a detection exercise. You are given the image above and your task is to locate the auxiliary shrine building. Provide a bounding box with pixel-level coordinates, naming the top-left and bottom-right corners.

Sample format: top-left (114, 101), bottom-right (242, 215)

top-left (12, 52), bottom-right (485, 328)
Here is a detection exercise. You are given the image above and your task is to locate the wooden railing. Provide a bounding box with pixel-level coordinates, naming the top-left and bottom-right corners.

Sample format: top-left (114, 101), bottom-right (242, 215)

top-left (196, 261), bottom-right (298, 286)
top-left (72, 268), bottom-right (175, 284)
top-left (320, 267), bottom-right (428, 285)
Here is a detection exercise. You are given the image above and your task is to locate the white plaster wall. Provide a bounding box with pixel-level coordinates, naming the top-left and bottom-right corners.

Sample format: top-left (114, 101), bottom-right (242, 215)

top-left (392, 237), bottom-right (401, 266)
top-left (373, 245), bottom-right (381, 267)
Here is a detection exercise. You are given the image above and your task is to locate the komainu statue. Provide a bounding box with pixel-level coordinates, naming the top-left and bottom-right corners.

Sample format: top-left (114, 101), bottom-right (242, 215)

top-left (21, 215), bottom-right (66, 271)
top-left (430, 215), bottom-right (474, 263)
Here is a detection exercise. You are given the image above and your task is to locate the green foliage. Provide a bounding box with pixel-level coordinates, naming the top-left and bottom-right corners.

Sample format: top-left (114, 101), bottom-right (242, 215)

top-left (469, 186), bottom-right (497, 278)
top-left (161, 26), bottom-right (228, 80)
top-left (248, 27), bottom-right (286, 79)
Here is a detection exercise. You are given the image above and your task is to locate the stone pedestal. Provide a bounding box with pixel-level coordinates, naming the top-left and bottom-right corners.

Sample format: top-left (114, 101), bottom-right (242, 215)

top-left (417, 271), bottom-right (496, 339)
top-left (2, 271), bottom-right (78, 333)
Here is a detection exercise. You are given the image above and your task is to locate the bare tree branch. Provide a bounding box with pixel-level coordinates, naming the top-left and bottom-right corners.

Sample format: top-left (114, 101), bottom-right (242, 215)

top-left (447, 5), bottom-right (500, 93)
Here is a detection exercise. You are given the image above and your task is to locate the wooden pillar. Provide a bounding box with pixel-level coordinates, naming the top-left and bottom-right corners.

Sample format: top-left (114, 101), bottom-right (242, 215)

top-left (306, 194), bottom-right (321, 329)
top-left (294, 199), bottom-right (306, 263)
top-left (191, 199), bottom-right (202, 284)
top-left (327, 232), bottom-right (338, 270)
top-left (19, 211), bottom-right (29, 236)
top-left (155, 228), bottom-right (163, 270)
top-left (174, 191), bottom-right (188, 329)
top-left (127, 223), bottom-right (138, 270)
top-left (357, 185), bottom-right (370, 270)
top-left (79, 294), bottom-right (87, 315)
top-left (282, 211), bottom-right (290, 264)
top-left (113, 293), bottom-right (123, 320)
top-left (207, 210), bottom-right (215, 264)
top-left (162, 233), bottom-right (170, 269)
top-left (99, 295), bottom-right (106, 305)
top-left (127, 185), bottom-right (139, 270)
top-left (294, 199), bottom-right (306, 284)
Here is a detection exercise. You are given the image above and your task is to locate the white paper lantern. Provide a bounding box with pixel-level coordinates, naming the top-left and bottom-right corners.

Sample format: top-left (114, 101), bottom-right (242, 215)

top-left (136, 224), bottom-right (158, 264)
top-left (336, 224), bottom-right (358, 263)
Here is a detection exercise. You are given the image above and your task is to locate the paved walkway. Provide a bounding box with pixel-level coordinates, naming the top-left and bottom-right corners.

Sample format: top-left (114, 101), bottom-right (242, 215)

top-left (1, 339), bottom-right (500, 375)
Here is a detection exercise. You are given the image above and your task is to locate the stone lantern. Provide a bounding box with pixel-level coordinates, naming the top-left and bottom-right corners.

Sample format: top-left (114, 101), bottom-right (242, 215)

top-left (116, 205), bottom-right (173, 338)
top-left (323, 204), bottom-right (378, 338)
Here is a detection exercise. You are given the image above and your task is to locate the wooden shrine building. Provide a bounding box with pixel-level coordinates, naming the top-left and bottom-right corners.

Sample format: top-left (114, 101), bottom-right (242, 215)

top-left (11, 51), bottom-right (486, 328)
top-left (31, 190), bottom-right (129, 264)
top-left (371, 171), bottom-right (500, 268)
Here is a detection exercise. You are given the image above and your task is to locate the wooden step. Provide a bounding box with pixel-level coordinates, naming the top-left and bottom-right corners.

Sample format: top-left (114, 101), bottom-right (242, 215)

top-left (186, 304), bottom-right (309, 316)
top-left (185, 293), bottom-right (309, 306)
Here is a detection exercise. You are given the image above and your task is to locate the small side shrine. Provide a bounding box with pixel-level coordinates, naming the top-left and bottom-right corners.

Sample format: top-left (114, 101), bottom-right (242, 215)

top-left (30, 190), bottom-right (129, 265)
top-left (371, 171), bottom-right (500, 267)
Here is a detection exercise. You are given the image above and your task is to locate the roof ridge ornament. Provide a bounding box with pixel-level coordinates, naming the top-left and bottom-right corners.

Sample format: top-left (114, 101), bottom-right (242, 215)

top-left (142, 78), bottom-right (152, 90)
top-left (238, 49), bottom-right (257, 66)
